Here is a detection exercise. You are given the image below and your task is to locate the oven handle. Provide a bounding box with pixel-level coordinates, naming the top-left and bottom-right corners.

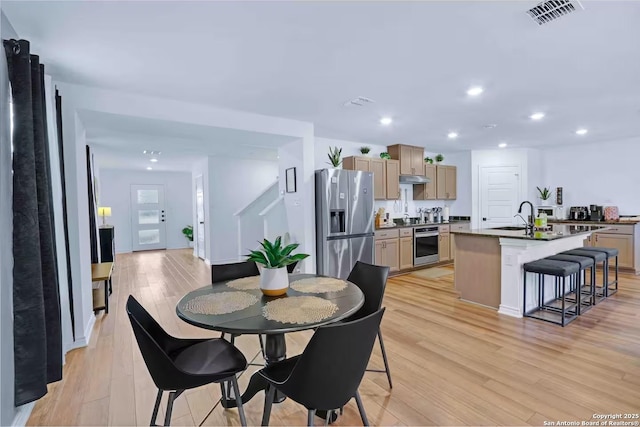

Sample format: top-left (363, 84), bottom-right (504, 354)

top-left (415, 232), bottom-right (439, 238)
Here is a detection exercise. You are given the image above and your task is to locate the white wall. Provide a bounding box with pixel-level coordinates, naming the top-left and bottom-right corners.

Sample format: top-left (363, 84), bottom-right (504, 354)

top-left (0, 10), bottom-right (17, 426)
top-left (208, 156), bottom-right (279, 263)
top-left (99, 169), bottom-right (193, 253)
top-left (542, 137), bottom-right (640, 215)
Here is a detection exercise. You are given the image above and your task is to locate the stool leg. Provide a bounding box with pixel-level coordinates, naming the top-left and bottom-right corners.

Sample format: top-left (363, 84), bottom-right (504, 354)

top-left (561, 276), bottom-right (566, 327)
top-left (523, 271), bottom-right (528, 316)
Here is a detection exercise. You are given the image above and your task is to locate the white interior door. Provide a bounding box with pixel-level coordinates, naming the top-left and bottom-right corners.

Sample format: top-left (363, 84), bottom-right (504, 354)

top-left (195, 175), bottom-right (206, 259)
top-left (130, 184), bottom-right (166, 251)
top-left (479, 166), bottom-right (521, 229)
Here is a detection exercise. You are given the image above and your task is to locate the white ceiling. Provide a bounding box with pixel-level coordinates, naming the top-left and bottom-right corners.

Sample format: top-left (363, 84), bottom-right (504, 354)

top-left (3, 1), bottom-right (640, 154)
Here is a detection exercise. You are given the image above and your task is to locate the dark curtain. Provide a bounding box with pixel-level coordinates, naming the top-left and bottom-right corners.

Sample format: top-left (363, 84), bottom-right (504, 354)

top-left (86, 145), bottom-right (99, 263)
top-left (56, 89), bottom-right (75, 340)
top-left (3, 39), bottom-right (62, 406)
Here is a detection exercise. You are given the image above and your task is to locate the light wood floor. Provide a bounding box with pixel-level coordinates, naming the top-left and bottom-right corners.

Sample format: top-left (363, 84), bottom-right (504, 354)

top-left (28, 249), bottom-right (640, 426)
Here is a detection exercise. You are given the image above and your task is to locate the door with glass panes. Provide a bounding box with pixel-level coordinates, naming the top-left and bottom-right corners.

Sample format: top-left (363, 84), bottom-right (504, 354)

top-left (130, 184), bottom-right (166, 251)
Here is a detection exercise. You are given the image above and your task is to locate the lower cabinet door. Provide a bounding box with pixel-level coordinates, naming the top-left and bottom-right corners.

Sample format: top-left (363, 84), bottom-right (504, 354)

top-left (375, 240), bottom-right (384, 266)
top-left (399, 237), bottom-right (413, 270)
top-left (386, 238), bottom-right (400, 272)
top-left (450, 233), bottom-right (456, 261)
top-left (594, 233), bottom-right (634, 269)
top-left (439, 233), bottom-right (451, 262)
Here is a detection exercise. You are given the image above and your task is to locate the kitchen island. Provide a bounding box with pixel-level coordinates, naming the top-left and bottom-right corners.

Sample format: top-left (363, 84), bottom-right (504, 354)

top-left (451, 224), bottom-right (608, 317)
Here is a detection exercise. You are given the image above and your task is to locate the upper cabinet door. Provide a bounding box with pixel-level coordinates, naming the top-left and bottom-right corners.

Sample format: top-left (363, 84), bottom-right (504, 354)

top-left (424, 164), bottom-right (437, 199)
top-left (411, 147), bottom-right (425, 176)
top-left (399, 145), bottom-right (413, 175)
top-left (436, 165), bottom-right (447, 199)
top-left (355, 157), bottom-right (370, 172)
top-left (370, 158), bottom-right (387, 200)
top-left (445, 166), bottom-right (457, 199)
top-left (386, 159), bottom-right (400, 200)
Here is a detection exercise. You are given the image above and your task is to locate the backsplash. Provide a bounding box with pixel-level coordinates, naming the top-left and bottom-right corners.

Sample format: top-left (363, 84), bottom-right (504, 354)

top-left (374, 184), bottom-right (467, 219)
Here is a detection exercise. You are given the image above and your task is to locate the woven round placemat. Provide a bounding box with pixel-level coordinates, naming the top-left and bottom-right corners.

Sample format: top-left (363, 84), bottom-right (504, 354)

top-left (262, 296), bottom-right (338, 324)
top-left (290, 277), bottom-right (347, 294)
top-left (226, 276), bottom-right (260, 290)
top-left (182, 291), bottom-right (258, 315)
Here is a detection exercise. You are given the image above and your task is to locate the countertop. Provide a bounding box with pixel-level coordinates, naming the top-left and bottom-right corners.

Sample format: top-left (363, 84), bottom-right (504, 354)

top-left (450, 224), bottom-right (609, 241)
top-left (375, 219), bottom-right (470, 230)
top-left (549, 219), bottom-right (640, 225)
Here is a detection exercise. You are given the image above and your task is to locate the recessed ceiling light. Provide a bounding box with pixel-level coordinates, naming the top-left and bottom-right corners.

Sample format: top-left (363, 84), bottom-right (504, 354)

top-left (143, 150), bottom-right (148, 154)
top-left (380, 117), bottom-right (392, 126)
top-left (467, 86), bottom-right (484, 96)
top-left (447, 132), bottom-right (458, 139)
top-left (530, 112), bottom-right (545, 120)
top-left (150, 158), bottom-right (158, 162)
top-left (146, 167), bottom-right (152, 170)
top-left (498, 142), bottom-right (508, 148)
top-left (576, 128), bottom-right (588, 135)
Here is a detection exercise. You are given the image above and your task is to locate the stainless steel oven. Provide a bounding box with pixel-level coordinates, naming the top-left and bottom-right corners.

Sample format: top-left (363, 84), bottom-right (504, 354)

top-left (414, 226), bottom-right (439, 266)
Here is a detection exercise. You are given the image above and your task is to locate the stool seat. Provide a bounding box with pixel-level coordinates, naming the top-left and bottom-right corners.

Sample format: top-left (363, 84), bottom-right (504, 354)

top-left (576, 246), bottom-right (619, 257)
top-left (562, 249), bottom-right (607, 262)
top-left (545, 254), bottom-right (594, 269)
top-left (523, 259), bottom-right (580, 276)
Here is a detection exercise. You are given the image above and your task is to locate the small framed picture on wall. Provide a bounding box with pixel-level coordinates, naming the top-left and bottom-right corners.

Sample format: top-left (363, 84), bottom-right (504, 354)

top-left (286, 167), bottom-right (297, 193)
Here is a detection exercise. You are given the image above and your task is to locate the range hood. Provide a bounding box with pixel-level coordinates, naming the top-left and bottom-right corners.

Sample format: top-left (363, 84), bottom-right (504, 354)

top-left (399, 175), bottom-right (431, 184)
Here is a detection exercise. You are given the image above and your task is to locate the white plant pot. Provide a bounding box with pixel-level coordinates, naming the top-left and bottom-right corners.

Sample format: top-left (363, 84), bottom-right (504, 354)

top-left (260, 266), bottom-right (289, 296)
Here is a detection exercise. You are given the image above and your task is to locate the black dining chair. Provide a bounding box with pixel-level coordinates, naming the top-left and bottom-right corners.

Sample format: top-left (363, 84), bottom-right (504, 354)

top-left (211, 261), bottom-right (265, 356)
top-left (259, 308), bottom-right (385, 427)
top-left (126, 296), bottom-right (248, 427)
top-left (345, 261), bottom-right (393, 388)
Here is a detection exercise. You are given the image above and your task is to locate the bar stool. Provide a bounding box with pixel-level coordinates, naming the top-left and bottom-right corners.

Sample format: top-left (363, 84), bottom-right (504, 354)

top-left (571, 247), bottom-right (618, 297)
top-left (561, 249), bottom-right (608, 303)
top-left (545, 254), bottom-right (595, 314)
top-left (523, 259), bottom-right (580, 326)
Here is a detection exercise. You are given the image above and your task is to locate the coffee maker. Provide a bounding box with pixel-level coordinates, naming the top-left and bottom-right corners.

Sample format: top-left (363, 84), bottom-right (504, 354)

top-left (590, 205), bottom-right (604, 221)
top-left (569, 206), bottom-right (589, 221)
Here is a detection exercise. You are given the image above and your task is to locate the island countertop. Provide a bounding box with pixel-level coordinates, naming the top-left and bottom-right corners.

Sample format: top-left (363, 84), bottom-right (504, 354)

top-left (450, 224), bottom-right (609, 241)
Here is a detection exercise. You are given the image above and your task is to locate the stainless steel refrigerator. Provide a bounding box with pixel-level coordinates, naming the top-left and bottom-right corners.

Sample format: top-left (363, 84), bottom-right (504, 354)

top-left (315, 169), bottom-right (375, 279)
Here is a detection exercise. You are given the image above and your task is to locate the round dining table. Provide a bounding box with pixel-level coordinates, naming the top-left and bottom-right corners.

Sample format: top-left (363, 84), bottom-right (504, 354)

top-left (175, 273), bottom-right (365, 408)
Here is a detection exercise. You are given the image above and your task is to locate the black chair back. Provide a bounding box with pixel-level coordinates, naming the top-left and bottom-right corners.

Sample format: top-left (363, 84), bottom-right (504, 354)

top-left (286, 260), bottom-right (298, 274)
top-left (126, 296), bottom-right (185, 390)
top-left (279, 308), bottom-right (385, 410)
top-left (211, 260), bottom-right (259, 284)
top-left (346, 261), bottom-right (389, 320)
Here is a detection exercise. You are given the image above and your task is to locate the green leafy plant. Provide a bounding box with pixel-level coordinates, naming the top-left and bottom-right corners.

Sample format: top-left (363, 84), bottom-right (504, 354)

top-left (246, 236), bottom-right (309, 269)
top-left (327, 146), bottom-right (342, 167)
top-left (360, 146), bottom-right (371, 154)
top-left (181, 225), bottom-right (193, 241)
top-left (537, 186), bottom-right (551, 201)
top-left (424, 157), bottom-right (434, 164)
top-left (435, 154), bottom-right (444, 163)
top-left (379, 152), bottom-right (391, 159)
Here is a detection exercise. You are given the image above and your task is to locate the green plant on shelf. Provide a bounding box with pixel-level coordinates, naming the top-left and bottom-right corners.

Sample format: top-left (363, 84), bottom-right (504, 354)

top-left (379, 152), bottom-right (391, 159)
top-left (327, 146), bottom-right (342, 167)
top-left (360, 146), bottom-right (371, 155)
top-left (435, 154), bottom-right (444, 163)
top-left (424, 157), bottom-right (434, 164)
top-left (537, 186), bottom-right (551, 201)
top-left (181, 225), bottom-right (193, 241)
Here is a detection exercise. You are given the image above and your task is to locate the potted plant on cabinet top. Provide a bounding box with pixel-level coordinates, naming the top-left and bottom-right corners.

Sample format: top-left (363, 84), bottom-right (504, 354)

top-left (359, 146), bottom-right (371, 156)
top-left (327, 146), bottom-right (343, 168)
top-left (182, 225), bottom-right (194, 248)
top-left (435, 154), bottom-right (444, 163)
top-left (379, 152), bottom-right (391, 159)
top-left (537, 186), bottom-right (551, 203)
top-left (246, 236), bottom-right (309, 296)
top-left (424, 157), bottom-right (434, 164)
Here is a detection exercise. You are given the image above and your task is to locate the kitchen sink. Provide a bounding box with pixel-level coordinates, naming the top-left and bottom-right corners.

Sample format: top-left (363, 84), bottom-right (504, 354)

top-left (491, 226), bottom-right (528, 231)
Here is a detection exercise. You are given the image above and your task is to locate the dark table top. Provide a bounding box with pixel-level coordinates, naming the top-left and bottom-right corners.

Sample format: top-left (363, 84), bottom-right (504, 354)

top-left (176, 274), bottom-right (364, 335)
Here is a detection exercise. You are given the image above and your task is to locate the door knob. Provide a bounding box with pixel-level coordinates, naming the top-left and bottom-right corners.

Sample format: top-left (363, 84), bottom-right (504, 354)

top-left (482, 217), bottom-right (487, 221)
top-left (199, 221), bottom-right (204, 224)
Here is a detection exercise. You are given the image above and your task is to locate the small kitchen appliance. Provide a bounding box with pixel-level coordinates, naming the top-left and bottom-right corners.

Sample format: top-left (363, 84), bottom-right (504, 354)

top-left (569, 206), bottom-right (589, 221)
top-left (589, 205), bottom-right (604, 222)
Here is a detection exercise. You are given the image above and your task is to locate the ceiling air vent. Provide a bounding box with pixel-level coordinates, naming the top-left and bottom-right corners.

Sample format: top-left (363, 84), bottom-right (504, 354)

top-left (343, 96), bottom-right (376, 107)
top-left (526, 0), bottom-right (584, 25)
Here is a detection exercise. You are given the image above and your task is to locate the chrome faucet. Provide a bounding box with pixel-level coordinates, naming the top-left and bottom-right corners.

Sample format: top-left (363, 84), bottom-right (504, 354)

top-left (517, 201), bottom-right (535, 234)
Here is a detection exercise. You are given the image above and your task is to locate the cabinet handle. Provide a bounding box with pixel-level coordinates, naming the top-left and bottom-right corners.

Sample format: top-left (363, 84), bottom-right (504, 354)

top-left (595, 235), bottom-right (598, 242)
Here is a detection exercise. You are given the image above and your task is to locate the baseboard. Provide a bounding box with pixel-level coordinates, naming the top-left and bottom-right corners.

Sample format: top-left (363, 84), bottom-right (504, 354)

top-left (498, 304), bottom-right (522, 318)
top-left (71, 312), bottom-right (96, 349)
top-left (12, 402), bottom-right (34, 427)
top-left (204, 258), bottom-right (211, 265)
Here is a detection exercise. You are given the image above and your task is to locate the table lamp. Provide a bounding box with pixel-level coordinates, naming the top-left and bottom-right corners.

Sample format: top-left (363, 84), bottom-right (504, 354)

top-left (98, 206), bottom-right (112, 226)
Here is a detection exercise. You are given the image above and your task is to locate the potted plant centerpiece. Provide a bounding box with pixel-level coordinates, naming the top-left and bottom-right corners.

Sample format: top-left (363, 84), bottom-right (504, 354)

top-left (246, 236), bottom-right (309, 296)
top-left (182, 225), bottom-right (194, 248)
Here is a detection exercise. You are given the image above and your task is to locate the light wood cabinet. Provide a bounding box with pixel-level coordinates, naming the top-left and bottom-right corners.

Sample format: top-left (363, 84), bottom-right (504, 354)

top-left (439, 225), bottom-right (451, 262)
top-left (449, 222), bottom-right (470, 262)
top-left (386, 159), bottom-right (400, 200)
top-left (388, 144), bottom-right (425, 176)
top-left (413, 164), bottom-right (437, 200)
top-left (400, 236), bottom-right (413, 270)
top-left (593, 233), bottom-right (634, 269)
top-left (436, 165), bottom-right (457, 200)
top-left (375, 229), bottom-right (400, 272)
top-left (343, 156), bottom-right (395, 200)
